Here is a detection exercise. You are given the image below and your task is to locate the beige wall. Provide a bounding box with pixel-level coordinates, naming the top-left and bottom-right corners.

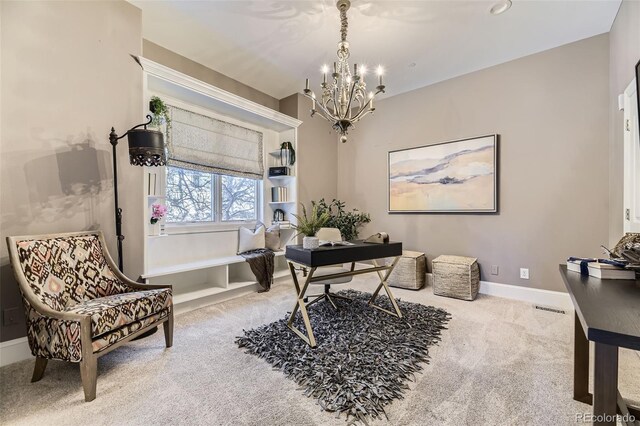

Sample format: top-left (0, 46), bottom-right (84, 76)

top-left (0, 1), bottom-right (144, 341)
top-left (337, 34), bottom-right (610, 292)
top-left (279, 94), bottom-right (338, 209)
top-left (143, 40), bottom-right (279, 111)
top-left (608, 0), bottom-right (640, 245)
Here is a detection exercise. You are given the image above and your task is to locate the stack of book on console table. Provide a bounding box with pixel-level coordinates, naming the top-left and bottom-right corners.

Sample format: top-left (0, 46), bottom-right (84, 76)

top-left (566, 257), bottom-right (636, 280)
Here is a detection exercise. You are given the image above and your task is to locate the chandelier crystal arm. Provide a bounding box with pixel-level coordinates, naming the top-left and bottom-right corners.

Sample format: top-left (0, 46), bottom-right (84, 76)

top-left (314, 101), bottom-right (336, 121)
top-left (352, 105), bottom-right (374, 122)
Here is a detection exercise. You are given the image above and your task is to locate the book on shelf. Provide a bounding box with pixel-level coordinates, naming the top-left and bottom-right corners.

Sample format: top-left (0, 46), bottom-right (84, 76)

top-left (566, 259), bottom-right (635, 280)
top-left (272, 221), bottom-right (292, 229)
top-left (271, 186), bottom-right (288, 202)
top-left (319, 240), bottom-right (355, 247)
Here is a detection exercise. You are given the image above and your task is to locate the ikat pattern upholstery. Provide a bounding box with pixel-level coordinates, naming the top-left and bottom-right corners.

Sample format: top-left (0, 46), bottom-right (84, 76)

top-left (92, 309), bottom-right (169, 353)
top-left (24, 307), bottom-right (83, 362)
top-left (15, 235), bottom-right (131, 311)
top-left (10, 233), bottom-right (173, 362)
top-left (66, 289), bottom-right (172, 337)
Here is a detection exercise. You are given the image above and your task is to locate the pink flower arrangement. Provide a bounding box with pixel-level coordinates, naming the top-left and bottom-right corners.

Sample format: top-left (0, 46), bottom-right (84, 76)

top-left (150, 204), bottom-right (167, 224)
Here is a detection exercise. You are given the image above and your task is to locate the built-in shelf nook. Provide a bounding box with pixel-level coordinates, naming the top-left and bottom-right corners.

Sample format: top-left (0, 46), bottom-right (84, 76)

top-left (138, 57), bottom-right (302, 313)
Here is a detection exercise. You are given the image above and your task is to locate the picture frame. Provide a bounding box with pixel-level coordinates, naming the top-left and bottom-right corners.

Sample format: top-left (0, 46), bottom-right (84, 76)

top-left (388, 134), bottom-right (499, 214)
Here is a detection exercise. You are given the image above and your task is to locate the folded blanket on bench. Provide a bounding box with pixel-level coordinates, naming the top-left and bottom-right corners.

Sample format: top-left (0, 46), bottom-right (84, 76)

top-left (240, 249), bottom-right (274, 292)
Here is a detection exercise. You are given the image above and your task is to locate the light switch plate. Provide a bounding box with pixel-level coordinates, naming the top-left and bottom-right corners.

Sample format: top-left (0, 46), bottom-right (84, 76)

top-left (491, 265), bottom-right (499, 275)
top-left (520, 268), bottom-right (530, 280)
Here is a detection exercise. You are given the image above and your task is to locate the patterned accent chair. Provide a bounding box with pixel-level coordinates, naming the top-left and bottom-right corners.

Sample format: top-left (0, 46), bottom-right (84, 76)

top-left (6, 231), bottom-right (173, 402)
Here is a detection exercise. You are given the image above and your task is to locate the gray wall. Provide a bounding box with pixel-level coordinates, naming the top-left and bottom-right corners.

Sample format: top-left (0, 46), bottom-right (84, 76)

top-left (0, 2), bottom-right (283, 344)
top-left (279, 94), bottom-right (338, 209)
top-left (0, 1), bottom-right (144, 342)
top-left (337, 34), bottom-right (610, 292)
top-left (143, 40), bottom-right (279, 111)
top-left (608, 0), bottom-right (640, 245)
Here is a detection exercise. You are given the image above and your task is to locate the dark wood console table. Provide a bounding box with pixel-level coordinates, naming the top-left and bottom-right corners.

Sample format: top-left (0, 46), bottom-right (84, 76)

top-left (285, 241), bottom-right (403, 347)
top-left (559, 265), bottom-right (640, 425)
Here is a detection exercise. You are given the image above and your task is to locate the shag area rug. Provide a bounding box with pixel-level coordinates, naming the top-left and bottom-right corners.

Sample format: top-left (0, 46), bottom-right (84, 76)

top-left (236, 290), bottom-right (450, 424)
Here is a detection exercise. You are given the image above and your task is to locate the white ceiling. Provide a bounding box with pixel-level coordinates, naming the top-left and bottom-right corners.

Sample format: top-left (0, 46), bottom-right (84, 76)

top-left (131, 0), bottom-right (621, 101)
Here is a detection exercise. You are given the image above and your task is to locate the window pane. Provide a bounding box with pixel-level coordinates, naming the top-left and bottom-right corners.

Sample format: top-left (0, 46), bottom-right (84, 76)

top-left (221, 175), bottom-right (258, 221)
top-left (166, 167), bottom-right (213, 222)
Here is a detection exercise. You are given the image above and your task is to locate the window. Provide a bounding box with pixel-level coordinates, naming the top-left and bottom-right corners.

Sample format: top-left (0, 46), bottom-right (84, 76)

top-left (166, 166), bottom-right (260, 224)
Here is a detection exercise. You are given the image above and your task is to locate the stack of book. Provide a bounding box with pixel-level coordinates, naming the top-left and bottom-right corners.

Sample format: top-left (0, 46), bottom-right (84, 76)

top-left (566, 259), bottom-right (635, 280)
top-left (271, 186), bottom-right (288, 202)
top-left (272, 220), bottom-right (291, 229)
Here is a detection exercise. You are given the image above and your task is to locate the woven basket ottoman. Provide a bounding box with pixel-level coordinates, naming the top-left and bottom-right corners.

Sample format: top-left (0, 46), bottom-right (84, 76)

top-left (387, 251), bottom-right (426, 290)
top-left (432, 255), bottom-right (479, 301)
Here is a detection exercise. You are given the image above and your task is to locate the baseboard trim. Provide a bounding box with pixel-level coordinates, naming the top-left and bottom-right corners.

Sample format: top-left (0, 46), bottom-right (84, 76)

top-left (0, 337), bottom-right (31, 367)
top-left (479, 280), bottom-right (573, 311)
top-left (0, 277), bottom-right (572, 367)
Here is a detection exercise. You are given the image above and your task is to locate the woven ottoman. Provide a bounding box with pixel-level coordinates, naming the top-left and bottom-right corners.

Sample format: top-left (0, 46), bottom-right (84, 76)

top-left (387, 251), bottom-right (426, 290)
top-left (432, 255), bottom-right (479, 301)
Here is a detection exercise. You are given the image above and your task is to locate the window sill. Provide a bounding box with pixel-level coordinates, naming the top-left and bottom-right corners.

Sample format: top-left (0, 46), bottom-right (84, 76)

top-left (164, 221), bottom-right (257, 235)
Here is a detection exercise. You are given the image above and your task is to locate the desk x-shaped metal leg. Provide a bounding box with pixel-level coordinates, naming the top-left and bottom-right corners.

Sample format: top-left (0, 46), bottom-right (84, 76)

top-left (287, 262), bottom-right (317, 347)
top-left (369, 257), bottom-right (403, 318)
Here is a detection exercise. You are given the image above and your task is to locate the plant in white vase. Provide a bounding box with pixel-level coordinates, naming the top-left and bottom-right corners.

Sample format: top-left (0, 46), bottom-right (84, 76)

top-left (149, 203), bottom-right (167, 236)
top-left (292, 203), bottom-right (330, 250)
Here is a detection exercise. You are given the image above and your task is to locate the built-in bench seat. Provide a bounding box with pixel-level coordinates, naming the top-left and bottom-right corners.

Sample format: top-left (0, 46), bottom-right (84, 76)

top-left (141, 251), bottom-right (289, 312)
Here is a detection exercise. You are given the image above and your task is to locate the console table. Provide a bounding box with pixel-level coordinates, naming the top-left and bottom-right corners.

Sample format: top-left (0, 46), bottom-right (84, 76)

top-left (285, 241), bottom-right (403, 347)
top-left (559, 265), bottom-right (640, 425)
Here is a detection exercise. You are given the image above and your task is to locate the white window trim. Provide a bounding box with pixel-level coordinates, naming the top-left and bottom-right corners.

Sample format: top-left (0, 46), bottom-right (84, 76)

top-left (164, 169), bottom-right (264, 234)
top-left (149, 92), bottom-right (269, 235)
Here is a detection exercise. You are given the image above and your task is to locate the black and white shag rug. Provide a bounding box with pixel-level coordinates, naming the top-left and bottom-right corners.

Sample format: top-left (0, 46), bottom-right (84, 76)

top-left (236, 290), bottom-right (451, 424)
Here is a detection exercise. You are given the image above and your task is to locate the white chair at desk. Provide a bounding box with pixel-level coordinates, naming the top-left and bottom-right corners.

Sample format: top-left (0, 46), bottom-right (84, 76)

top-left (303, 227), bottom-right (354, 309)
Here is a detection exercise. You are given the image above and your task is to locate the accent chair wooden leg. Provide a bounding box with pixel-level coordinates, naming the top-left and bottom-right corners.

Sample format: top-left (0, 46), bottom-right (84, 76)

top-left (31, 357), bottom-right (48, 382)
top-left (79, 356), bottom-right (97, 402)
top-left (163, 311), bottom-right (174, 348)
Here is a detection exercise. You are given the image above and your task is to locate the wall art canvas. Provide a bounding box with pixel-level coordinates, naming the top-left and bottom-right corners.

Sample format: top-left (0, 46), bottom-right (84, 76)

top-left (388, 135), bottom-right (498, 213)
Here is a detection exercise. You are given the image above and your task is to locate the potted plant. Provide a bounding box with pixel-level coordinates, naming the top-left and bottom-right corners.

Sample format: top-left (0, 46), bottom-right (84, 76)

top-left (149, 203), bottom-right (168, 236)
top-left (292, 203), bottom-right (330, 249)
top-left (312, 199), bottom-right (371, 241)
top-left (149, 96), bottom-right (170, 128)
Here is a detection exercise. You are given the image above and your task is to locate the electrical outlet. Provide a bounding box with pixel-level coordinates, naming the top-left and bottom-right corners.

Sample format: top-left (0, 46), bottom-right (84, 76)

top-left (2, 307), bottom-right (21, 326)
top-left (520, 268), bottom-right (530, 280)
top-left (491, 265), bottom-right (499, 275)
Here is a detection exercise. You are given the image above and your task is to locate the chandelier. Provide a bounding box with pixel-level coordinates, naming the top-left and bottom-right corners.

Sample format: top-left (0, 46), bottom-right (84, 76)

top-left (303, 0), bottom-right (385, 143)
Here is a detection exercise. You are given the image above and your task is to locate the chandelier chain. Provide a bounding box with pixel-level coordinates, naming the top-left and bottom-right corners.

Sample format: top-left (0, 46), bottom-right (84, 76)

top-left (339, 6), bottom-right (348, 42)
top-left (302, 0), bottom-right (385, 143)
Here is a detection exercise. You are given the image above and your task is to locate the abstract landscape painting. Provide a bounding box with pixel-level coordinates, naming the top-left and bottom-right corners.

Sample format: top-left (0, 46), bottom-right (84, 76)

top-left (388, 135), bottom-right (498, 213)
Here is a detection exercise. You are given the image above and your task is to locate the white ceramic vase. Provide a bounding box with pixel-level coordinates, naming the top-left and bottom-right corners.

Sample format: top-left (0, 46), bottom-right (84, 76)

top-left (149, 222), bottom-right (161, 236)
top-left (303, 236), bottom-right (319, 250)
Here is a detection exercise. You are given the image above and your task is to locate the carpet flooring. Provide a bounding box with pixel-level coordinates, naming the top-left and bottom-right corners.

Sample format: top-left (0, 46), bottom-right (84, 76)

top-left (1, 273), bottom-right (639, 425)
top-left (237, 290), bottom-right (450, 423)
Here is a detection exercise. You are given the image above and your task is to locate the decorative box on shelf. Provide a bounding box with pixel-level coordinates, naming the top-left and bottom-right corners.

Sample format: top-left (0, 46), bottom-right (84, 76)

top-left (268, 166), bottom-right (290, 177)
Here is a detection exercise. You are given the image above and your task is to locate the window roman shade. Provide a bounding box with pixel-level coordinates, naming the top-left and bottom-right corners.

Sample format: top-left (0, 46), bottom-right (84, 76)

top-left (167, 105), bottom-right (264, 179)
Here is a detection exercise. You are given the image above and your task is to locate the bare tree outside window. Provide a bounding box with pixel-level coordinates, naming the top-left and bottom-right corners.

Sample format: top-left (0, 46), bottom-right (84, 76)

top-left (166, 167), bottom-right (213, 222)
top-left (221, 175), bottom-right (258, 221)
top-left (166, 166), bottom-right (258, 223)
